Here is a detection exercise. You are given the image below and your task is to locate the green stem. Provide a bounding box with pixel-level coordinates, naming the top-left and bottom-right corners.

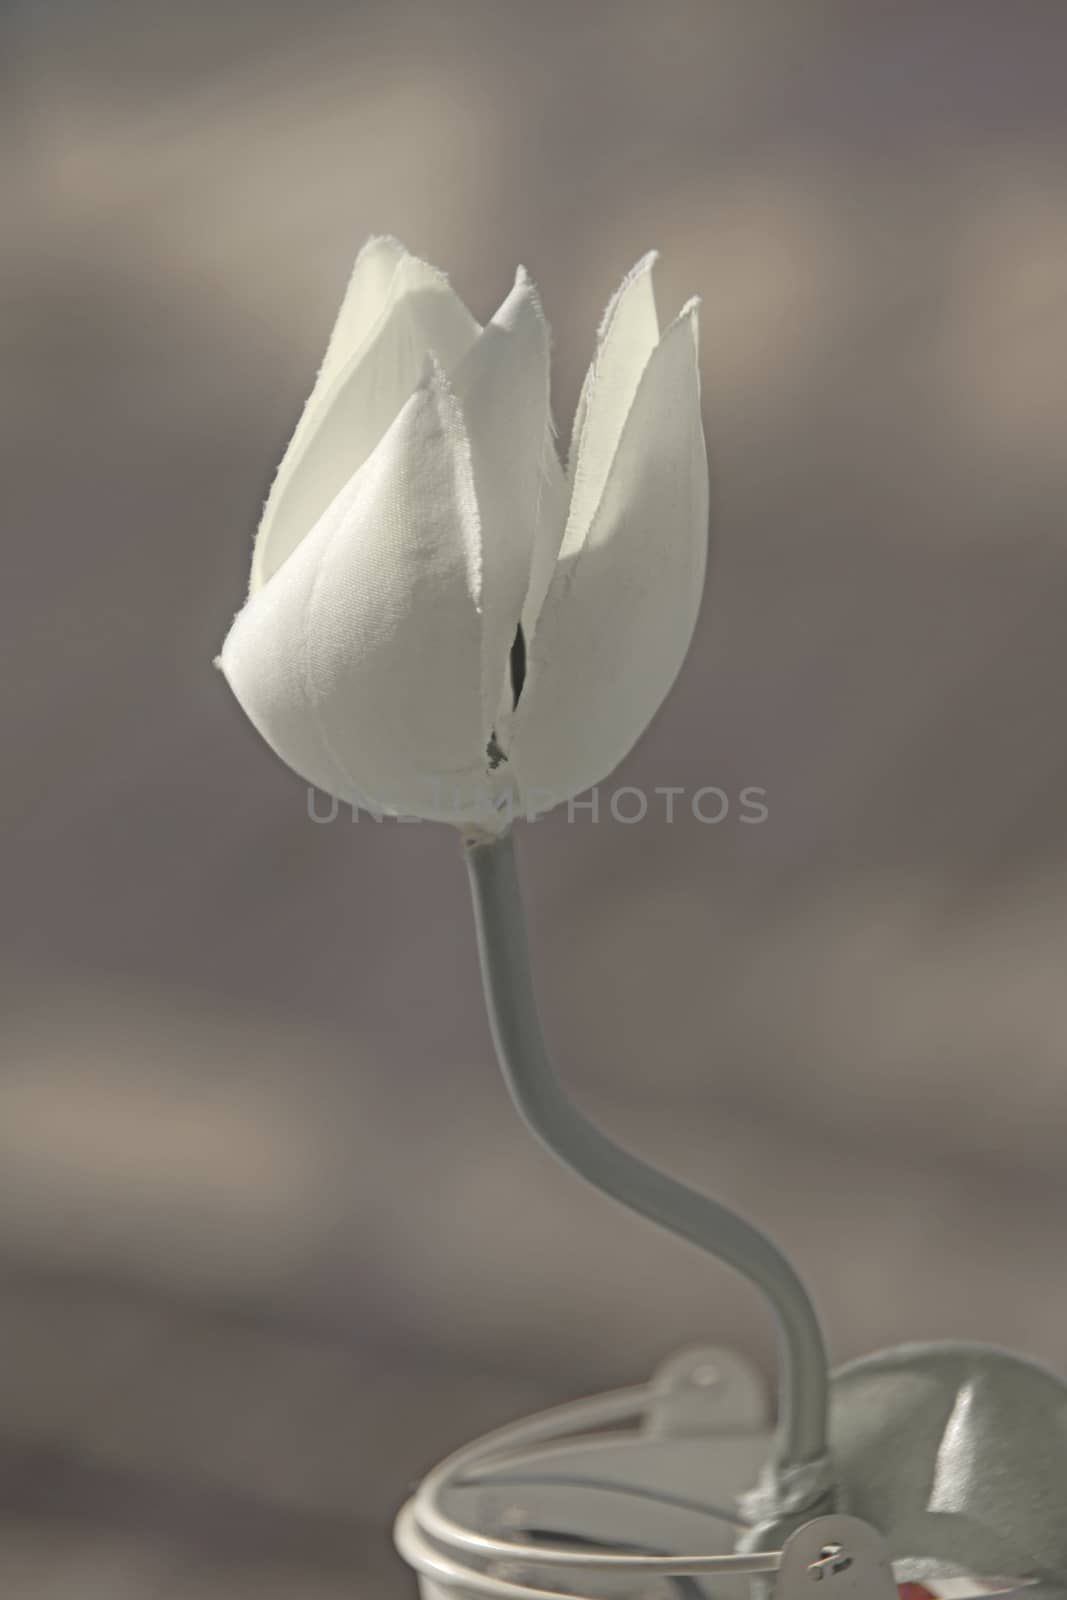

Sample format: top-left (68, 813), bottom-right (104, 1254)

top-left (464, 829), bottom-right (831, 1479)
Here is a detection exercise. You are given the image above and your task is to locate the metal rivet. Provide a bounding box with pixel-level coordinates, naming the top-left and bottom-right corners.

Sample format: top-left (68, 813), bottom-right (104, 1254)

top-left (690, 1362), bottom-right (722, 1387)
top-left (809, 1543), bottom-right (853, 1581)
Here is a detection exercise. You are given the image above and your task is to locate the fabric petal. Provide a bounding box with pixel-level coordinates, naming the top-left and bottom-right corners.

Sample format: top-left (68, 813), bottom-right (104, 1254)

top-left (317, 234), bottom-right (407, 396)
top-left (251, 248), bottom-right (481, 592)
top-left (509, 302), bottom-right (708, 810)
top-left (221, 363), bottom-right (492, 823)
top-left (519, 421), bottom-right (569, 656)
top-left (562, 252), bottom-right (660, 566)
top-left (450, 268), bottom-right (565, 744)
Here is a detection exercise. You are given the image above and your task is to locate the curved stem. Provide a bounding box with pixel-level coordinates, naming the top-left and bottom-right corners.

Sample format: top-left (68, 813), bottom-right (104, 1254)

top-left (464, 829), bottom-right (831, 1478)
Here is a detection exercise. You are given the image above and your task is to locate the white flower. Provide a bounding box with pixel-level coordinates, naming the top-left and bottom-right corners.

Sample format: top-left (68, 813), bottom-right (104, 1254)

top-left (219, 236), bottom-right (709, 828)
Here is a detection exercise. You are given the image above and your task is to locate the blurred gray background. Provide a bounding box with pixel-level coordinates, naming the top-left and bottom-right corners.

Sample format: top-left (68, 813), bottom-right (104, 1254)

top-left (4, 0), bottom-right (1067, 1593)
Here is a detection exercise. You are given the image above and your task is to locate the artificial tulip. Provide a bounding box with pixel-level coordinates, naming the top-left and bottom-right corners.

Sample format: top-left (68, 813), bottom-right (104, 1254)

top-left (219, 237), bottom-right (708, 828)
